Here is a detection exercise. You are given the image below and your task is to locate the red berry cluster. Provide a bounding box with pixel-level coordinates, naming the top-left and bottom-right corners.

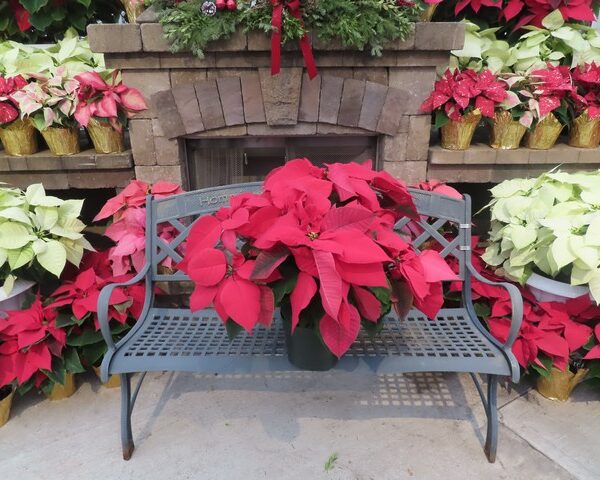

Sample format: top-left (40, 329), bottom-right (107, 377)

top-left (216, 0), bottom-right (237, 10)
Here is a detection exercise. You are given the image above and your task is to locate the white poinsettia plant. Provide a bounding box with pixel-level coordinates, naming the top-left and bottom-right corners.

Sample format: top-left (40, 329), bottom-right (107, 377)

top-left (11, 67), bottom-right (79, 131)
top-left (450, 13), bottom-right (600, 75)
top-left (0, 184), bottom-right (93, 294)
top-left (482, 170), bottom-right (600, 303)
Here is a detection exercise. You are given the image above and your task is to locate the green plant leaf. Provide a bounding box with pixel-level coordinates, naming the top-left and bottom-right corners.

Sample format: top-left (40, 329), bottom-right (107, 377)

top-left (67, 329), bottom-right (104, 347)
top-left (64, 347), bottom-right (86, 374)
top-left (19, 0), bottom-right (50, 14)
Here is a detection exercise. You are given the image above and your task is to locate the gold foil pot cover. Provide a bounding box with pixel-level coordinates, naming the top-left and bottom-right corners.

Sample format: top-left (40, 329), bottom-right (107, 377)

top-left (489, 111), bottom-right (527, 149)
top-left (122, 0), bottom-right (146, 23)
top-left (87, 118), bottom-right (125, 154)
top-left (420, 4), bottom-right (438, 21)
top-left (525, 113), bottom-right (564, 150)
top-left (0, 389), bottom-right (14, 428)
top-left (440, 110), bottom-right (481, 150)
top-left (47, 373), bottom-right (77, 401)
top-left (93, 366), bottom-right (121, 389)
top-left (568, 110), bottom-right (600, 148)
top-left (0, 119), bottom-right (38, 156)
top-left (41, 127), bottom-right (81, 156)
top-left (536, 367), bottom-right (588, 402)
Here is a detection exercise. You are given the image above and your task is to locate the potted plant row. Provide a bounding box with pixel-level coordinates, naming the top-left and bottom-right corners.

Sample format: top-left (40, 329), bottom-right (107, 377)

top-left (0, 69), bottom-right (146, 157)
top-left (421, 63), bottom-right (600, 151)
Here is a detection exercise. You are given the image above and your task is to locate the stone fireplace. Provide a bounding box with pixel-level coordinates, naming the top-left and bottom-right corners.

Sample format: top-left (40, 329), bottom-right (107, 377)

top-left (88, 10), bottom-right (464, 189)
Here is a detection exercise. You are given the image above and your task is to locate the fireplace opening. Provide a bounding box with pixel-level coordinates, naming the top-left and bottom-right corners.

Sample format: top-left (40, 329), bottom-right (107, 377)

top-left (186, 136), bottom-right (378, 189)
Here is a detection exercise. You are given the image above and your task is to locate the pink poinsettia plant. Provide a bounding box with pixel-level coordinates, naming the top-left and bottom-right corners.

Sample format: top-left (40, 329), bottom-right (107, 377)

top-left (94, 180), bottom-right (184, 276)
top-left (178, 159), bottom-right (457, 358)
top-left (11, 67), bottom-right (79, 131)
top-left (0, 75), bottom-right (27, 126)
top-left (47, 250), bottom-right (146, 367)
top-left (74, 71), bottom-right (147, 132)
top-left (420, 68), bottom-right (508, 127)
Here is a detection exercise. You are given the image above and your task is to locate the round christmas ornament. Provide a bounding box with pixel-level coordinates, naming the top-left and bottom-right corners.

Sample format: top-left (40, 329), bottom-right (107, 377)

top-left (202, 0), bottom-right (218, 15)
top-left (215, 0), bottom-right (226, 10)
top-left (227, 0), bottom-right (237, 10)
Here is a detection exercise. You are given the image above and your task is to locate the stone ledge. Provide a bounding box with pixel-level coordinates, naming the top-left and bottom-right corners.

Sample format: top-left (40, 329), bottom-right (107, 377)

top-left (0, 149), bottom-right (134, 172)
top-left (0, 149), bottom-right (134, 190)
top-left (429, 143), bottom-right (600, 166)
top-left (87, 24), bottom-right (142, 53)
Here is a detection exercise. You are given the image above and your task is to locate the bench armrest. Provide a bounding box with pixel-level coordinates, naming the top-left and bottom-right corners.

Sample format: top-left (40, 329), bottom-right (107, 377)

top-left (466, 263), bottom-right (523, 349)
top-left (97, 264), bottom-right (151, 351)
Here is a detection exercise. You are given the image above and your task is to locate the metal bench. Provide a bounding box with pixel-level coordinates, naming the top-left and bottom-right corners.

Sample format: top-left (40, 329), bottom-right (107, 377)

top-left (98, 182), bottom-right (523, 462)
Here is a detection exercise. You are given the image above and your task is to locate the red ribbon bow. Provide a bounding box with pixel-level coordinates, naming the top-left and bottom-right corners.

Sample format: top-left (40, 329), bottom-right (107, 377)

top-left (271, 0), bottom-right (318, 79)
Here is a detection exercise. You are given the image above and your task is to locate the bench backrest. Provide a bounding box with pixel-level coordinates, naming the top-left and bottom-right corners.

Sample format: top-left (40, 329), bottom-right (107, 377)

top-left (148, 183), bottom-right (471, 282)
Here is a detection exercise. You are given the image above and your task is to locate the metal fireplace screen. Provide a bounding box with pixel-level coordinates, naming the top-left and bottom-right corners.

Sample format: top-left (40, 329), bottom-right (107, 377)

top-left (186, 136), bottom-right (378, 189)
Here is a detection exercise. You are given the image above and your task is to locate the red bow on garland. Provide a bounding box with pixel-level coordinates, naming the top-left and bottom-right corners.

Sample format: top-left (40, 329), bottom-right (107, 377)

top-left (271, 0), bottom-right (318, 79)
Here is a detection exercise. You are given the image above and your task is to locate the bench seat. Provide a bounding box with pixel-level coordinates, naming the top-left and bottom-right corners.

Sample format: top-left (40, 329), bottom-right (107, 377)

top-left (105, 307), bottom-right (511, 377)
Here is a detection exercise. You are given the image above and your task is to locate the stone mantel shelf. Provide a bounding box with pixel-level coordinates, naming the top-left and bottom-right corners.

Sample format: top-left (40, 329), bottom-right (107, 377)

top-left (428, 144), bottom-right (600, 183)
top-left (88, 19), bottom-right (465, 57)
top-left (0, 149), bottom-right (134, 190)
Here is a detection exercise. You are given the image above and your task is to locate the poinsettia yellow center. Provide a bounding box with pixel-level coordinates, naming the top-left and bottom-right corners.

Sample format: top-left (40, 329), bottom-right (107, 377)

top-left (307, 231), bottom-right (320, 240)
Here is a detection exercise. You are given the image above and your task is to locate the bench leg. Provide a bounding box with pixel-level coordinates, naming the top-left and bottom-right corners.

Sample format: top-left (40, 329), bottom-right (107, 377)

top-left (120, 373), bottom-right (134, 460)
top-left (484, 374), bottom-right (498, 463)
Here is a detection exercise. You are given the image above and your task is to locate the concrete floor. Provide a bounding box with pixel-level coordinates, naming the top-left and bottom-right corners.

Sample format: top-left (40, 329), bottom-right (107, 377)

top-left (0, 371), bottom-right (597, 480)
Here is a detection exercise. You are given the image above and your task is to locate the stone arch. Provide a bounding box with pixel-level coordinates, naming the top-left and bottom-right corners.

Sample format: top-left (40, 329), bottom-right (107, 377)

top-left (152, 68), bottom-right (408, 139)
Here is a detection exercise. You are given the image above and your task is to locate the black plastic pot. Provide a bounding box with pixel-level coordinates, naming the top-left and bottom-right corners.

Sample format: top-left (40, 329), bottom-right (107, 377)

top-left (281, 302), bottom-right (338, 371)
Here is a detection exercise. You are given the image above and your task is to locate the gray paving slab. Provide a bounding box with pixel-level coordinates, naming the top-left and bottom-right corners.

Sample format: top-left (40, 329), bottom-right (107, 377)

top-left (499, 382), bottom-right (600, 480)
top-left (0, 372), bottom-right (580, 480)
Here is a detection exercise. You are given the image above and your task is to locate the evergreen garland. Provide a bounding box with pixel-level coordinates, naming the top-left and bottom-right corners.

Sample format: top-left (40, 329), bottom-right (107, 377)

top-left (150, 0), bottom-right (420, 58)
top-left (153, 0), bottom-right (241, 57)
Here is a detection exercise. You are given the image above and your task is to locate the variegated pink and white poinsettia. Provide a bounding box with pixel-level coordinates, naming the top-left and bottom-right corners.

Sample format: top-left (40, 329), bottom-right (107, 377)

top-left (11, 67), bottom-right (80, 131)
top-left (498, 65), bottom-right (578, 128)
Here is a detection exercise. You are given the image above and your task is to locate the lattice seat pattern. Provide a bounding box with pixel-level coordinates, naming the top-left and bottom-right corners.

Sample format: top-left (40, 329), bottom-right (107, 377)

top-left (111, 307), bottom-right (509, 376)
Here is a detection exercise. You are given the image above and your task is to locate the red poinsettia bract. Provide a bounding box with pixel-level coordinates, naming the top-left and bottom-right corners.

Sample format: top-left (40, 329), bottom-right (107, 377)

top-left (421, 69), bottom-right (508, 121)
top-left (179, 159), bottom-right (458, 358)
top-left (572, 63), bottom-right (600, 119)
top-left (48, 251), bottom-right (145, 331)
top-left (502, 0), bottom-right (596, 30)
top-left (0, 297), bottom-right (65, 387)
top-left (0, 75), bottom-right (27, 125)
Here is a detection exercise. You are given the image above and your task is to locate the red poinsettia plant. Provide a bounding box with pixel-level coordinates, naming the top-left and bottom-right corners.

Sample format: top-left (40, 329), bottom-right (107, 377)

top-left (47, 250), bottom-right (146, 368)
top-left (74, 70), bottom-right (147, 132)
top-left (0, 75), bottom-right (27, 126)
top-left (94, 180), bottom-right (184, 276)
top-left (179, 159), bottom-right (457, 358)
top-left (0, 295), bottom-right (86, 396)
top-left (420, 68), bottom-right (508, 128)
top-left (571, 63), bottom-right (600, 120)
